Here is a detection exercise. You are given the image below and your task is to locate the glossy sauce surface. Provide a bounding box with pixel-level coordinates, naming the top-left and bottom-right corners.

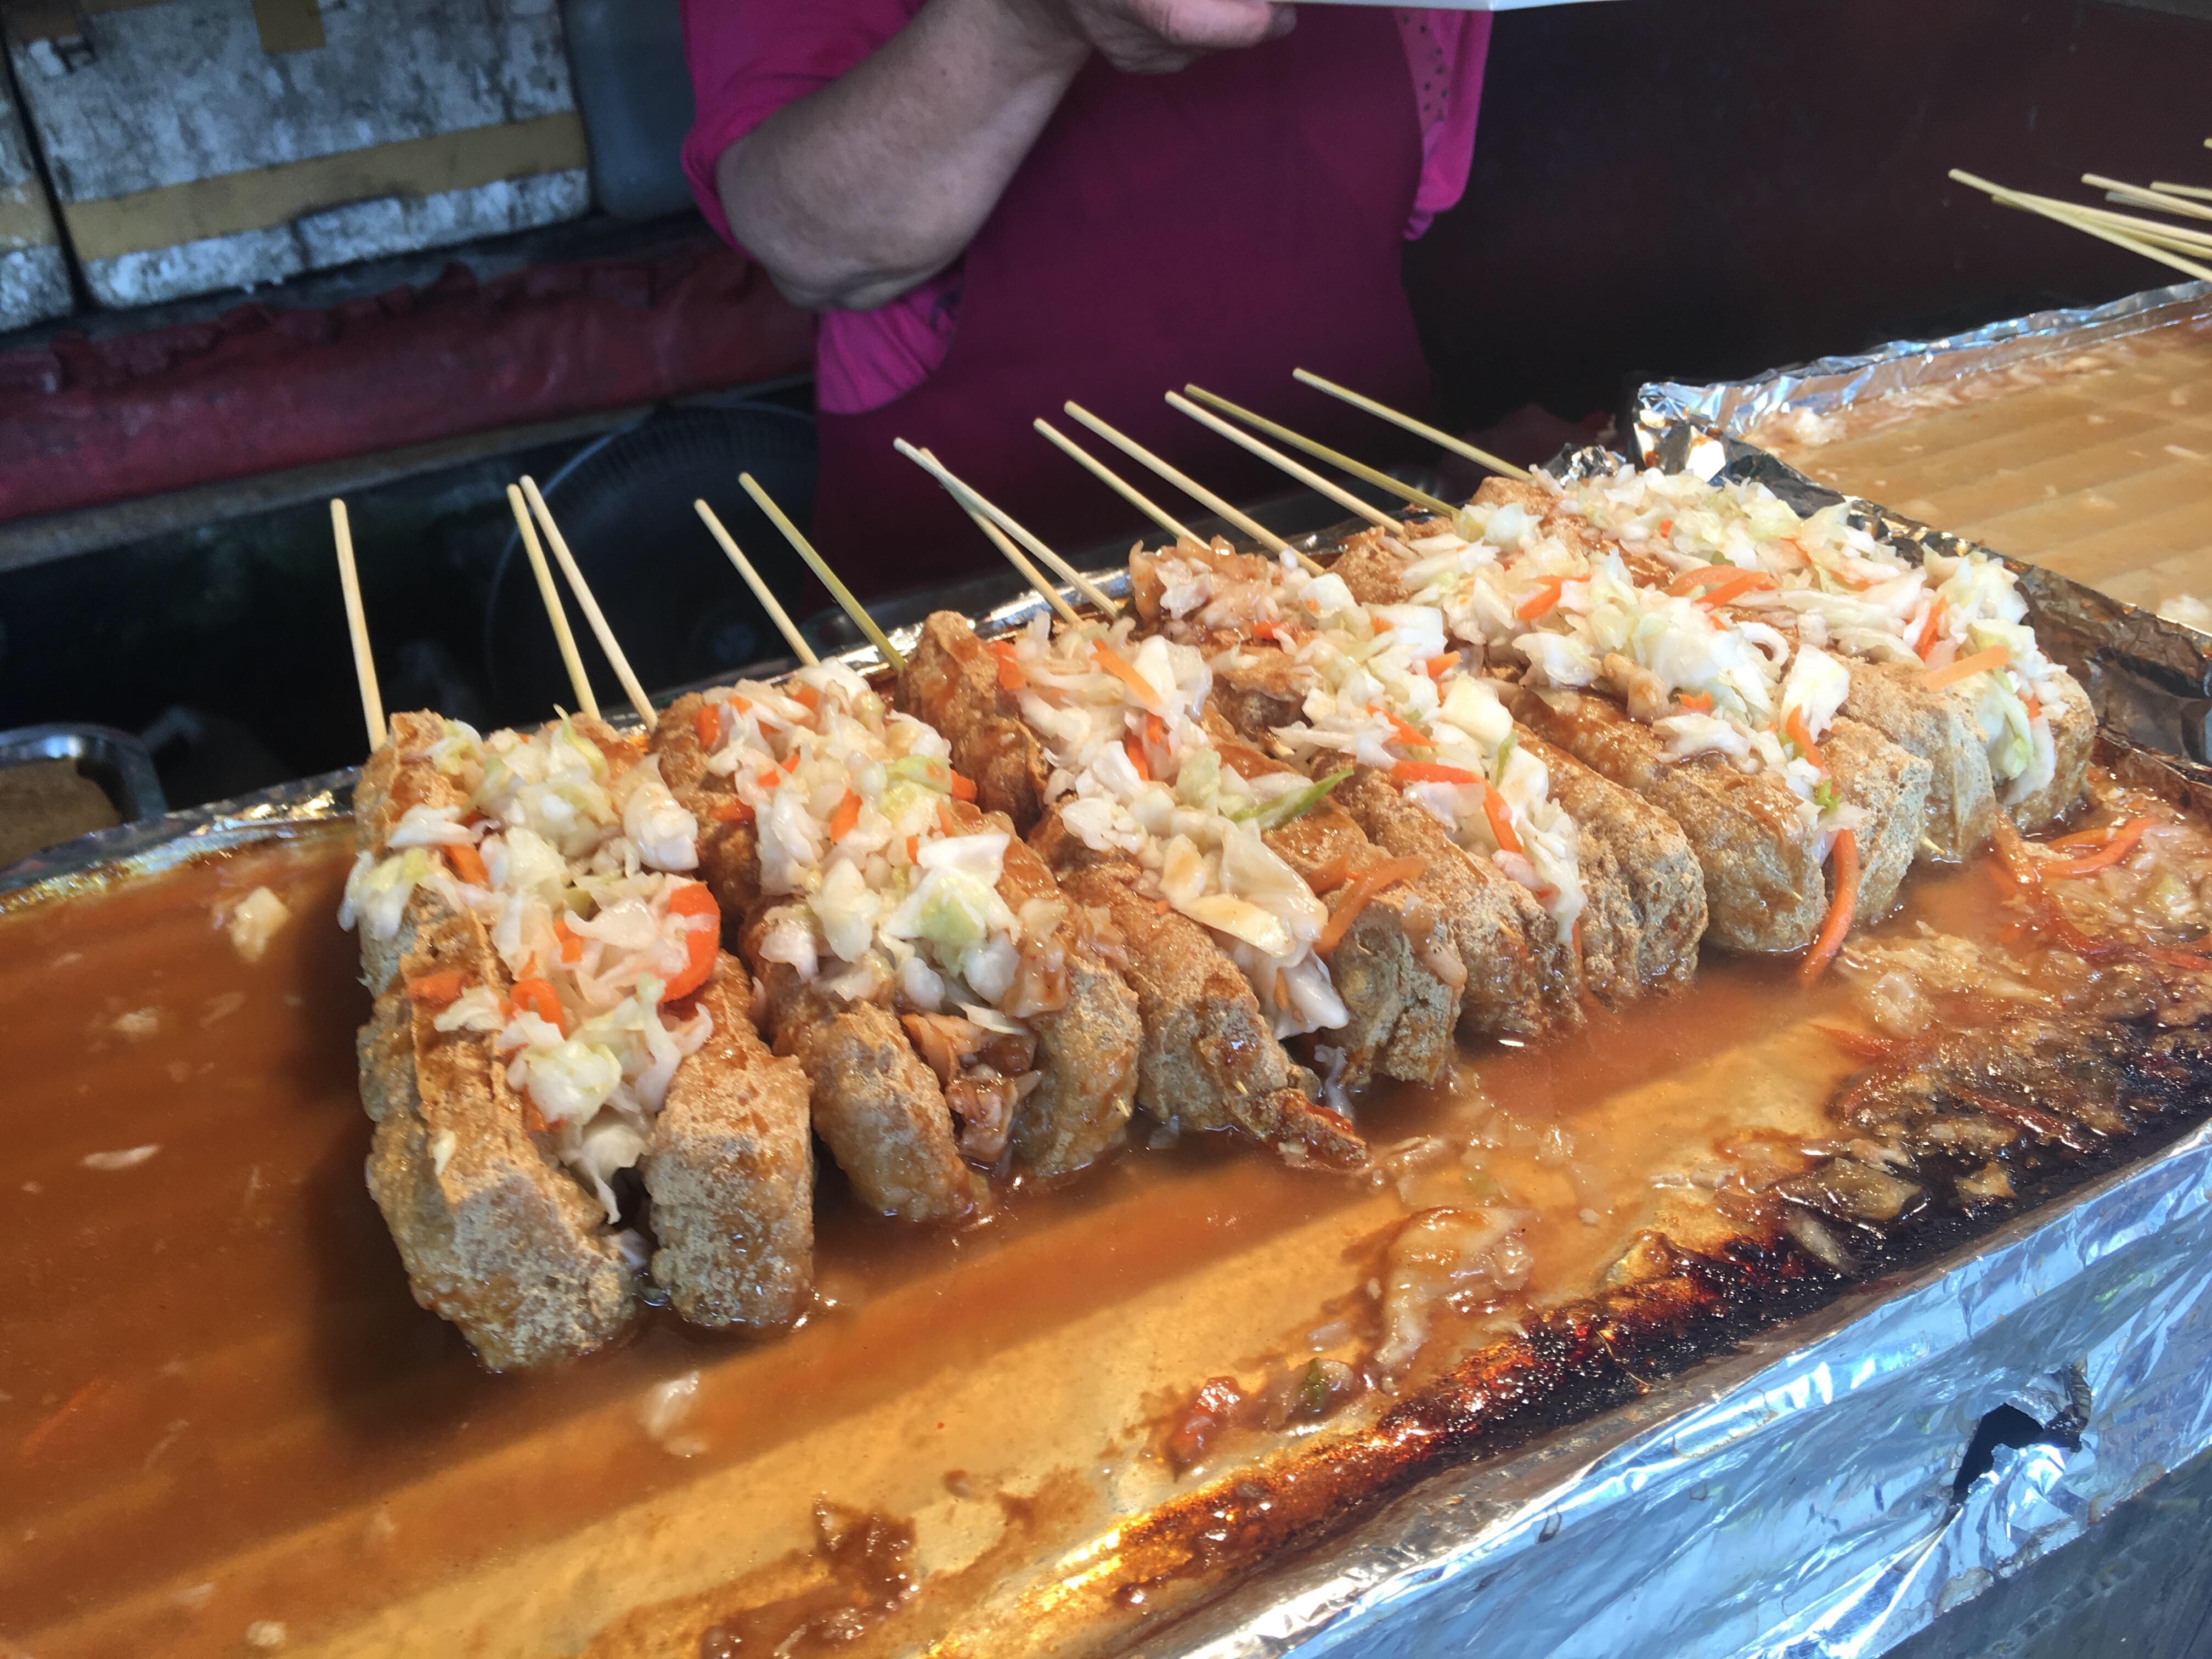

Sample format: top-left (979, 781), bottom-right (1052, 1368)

top-left (1751, 314), bottom-right (2212, 612)
top-left (0, 826), bottom-right (1993, 1657)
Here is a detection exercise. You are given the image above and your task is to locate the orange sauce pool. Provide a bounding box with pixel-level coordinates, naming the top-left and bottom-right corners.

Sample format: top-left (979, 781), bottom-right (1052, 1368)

top-left (0, 825), bottom-right (1989, 1656)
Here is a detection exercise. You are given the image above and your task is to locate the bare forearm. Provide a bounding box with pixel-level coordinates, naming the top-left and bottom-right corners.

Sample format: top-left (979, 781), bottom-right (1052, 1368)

top-left (718, 0), bottom-right (1087, 312)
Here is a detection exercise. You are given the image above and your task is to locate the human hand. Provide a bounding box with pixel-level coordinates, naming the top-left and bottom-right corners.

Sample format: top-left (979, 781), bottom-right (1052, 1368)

top-left (1008, 0), bottom-right (1296, 75)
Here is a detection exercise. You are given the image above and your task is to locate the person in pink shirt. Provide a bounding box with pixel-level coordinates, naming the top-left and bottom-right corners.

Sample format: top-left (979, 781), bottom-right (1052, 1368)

top-left (682, 0), bottom-right (1491, 590)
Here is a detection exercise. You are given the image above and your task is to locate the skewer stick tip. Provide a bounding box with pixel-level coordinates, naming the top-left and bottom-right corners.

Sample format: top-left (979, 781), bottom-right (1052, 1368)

top-left (520, 476), bottom-right (657, 729)
top-left (330, 496), bottom-right (386, 753)
top-left (507, 483), bottom-right (600, 720)
top-left (741, 471), bottom-right (904, 671)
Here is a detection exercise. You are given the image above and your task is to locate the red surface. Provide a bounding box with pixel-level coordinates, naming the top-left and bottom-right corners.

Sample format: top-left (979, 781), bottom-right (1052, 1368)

top-left (0, 242), bottom-right (816, 522)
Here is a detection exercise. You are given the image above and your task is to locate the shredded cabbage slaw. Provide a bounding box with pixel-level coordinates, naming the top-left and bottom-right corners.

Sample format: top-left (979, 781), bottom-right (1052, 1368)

top-left (340, 716), bottom-right (713, 1220)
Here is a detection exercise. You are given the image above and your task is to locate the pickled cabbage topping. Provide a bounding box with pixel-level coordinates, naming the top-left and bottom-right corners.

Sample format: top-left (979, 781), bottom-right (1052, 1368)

top-left (695, 663), bottom-right (1056, 1031)
top-left (1137, 538), bottom-right (1592, 930)
top-left (1531, 461), bottom-right (2072, 787)
top-left (341, 715), bottom-right (716, 1215)
top-left (1357, 504), bottom-right (1862, 839)
top-left (1000, 612), bottom-right (1349, 1040)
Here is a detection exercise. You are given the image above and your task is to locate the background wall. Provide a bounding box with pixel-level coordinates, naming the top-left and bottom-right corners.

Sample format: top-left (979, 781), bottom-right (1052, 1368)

top-left (1407, 0), bottom-right (2212, 433)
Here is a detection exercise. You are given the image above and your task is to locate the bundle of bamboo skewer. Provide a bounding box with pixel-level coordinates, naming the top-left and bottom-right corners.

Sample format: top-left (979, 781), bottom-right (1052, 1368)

top-left (1950, 150), bottom-right (2212, 286)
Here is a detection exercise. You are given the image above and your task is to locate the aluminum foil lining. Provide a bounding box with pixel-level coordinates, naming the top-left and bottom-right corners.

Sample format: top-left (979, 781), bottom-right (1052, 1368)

top-left (1637, 278), bottom-right (2212, 441)
top-left (10, 524), bottom-right (2210, 1659)
top-left (1170, 1117), bottom-right (2212, 1659)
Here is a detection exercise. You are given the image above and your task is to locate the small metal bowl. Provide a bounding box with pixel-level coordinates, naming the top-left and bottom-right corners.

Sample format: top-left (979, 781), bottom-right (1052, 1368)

top-left (0, 724), bottom-right (167, 825)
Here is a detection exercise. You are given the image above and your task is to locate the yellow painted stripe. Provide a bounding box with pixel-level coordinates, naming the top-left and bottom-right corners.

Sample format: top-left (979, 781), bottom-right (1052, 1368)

top-left (60, 112), bottom-right (588, 263)
top-left (0, 178), bottom-right (62, 254)
top-left (251, 0), bottom-right (326, 53)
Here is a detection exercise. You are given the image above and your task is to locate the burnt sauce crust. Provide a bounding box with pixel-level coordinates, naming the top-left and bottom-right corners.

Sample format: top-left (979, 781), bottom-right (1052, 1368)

top-left (1108, 1002), bottom-right (2212, 1628)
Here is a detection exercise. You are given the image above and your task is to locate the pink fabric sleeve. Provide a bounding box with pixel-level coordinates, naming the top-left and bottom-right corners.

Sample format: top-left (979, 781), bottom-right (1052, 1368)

top-left (679, 0), bottom-right (926, 249)
top-left (679, 0), bottom-right (952, 414)
top-left (1393, 10), bottom-right (1493, 240)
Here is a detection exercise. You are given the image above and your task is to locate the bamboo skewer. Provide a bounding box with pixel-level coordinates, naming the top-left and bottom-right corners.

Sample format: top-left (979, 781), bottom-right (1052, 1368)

top-left (893, 438), bottom-right (1121, 617)
top-left (1032, 418), bottom-right (1203, 548)
top-left (330, 499), bottom-right (386, 752)
top-left (2084, 173), bottom-right (2212, 225)
top-left (1290, 368), bottom-right (1531, 483)
top-left (2010, 190), bottom-right (2212, 252)
top-left (911, 444), bottom-right (1083, 628)
top-left (940, 490), bottom-right (1084, 628)
top-left (739, 471), bottom-right (905, 672)
top-left (1949, 169), bottom-right (2212, 284)
top-left (518, 476), bottom-right (657, 727)
top-left (1180, 385), bottom-right (1456, 516)
top-left (2152, 181), bottom-right (2212, 203)
top-left (1062, 400), bottom-right (1291, 554)
top-left (507, 484), bottom-right (599, 719)
top-left (1169, 391), bottom-right (1408, 537)
top-left (693, 499), bottom-right (819, 665)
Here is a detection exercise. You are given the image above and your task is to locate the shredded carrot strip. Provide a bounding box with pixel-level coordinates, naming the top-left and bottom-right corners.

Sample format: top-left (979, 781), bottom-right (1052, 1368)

top-left (1481, 786), bottom-right (1524, 856)
top-left (2044, 816), bottom-right (2151, 878)
top-left (756, 766), bottom-right (783, 789)
top-left (1784, 707), bottom-right (1825, 774)
top-left (510, 977), bottom-right (568, 1034)
top-left (792, 683), bottom-right (820, 712)
top-left (708, 798), bottom-right (754, 823)
top-left (1914, 595), bottom-right (1948, 661)
top-left (937, 802), bottom-right (961, 837)
top-left (1370, 615), bottom-right (1393, 634)
top-left (1923, 644), bottom-right (2010, 690)
top-left (1384, 709), bottom-right (1429, 748)
top-left (1424, 652), bottom-right (1459, 684)
top-left (906, 834), bottom-right (920, 865)
top-left (1678, 690), bottom-right (1715, 713)
top-left (553, 916), bottom-right (583, 964)
top-left (949, 769), bottom-right (977, 802)
top-left (1124, 735), bottom-right (1150, 782)
top-left (404, 969), bottom-right (467, 1006)
top-left (1391, 759), bottom-right (1480, 786)
top-left (1092, 641), bottom-right (1164, 709)
top-left (692, 704), bottom-right (721, 748)
top-left (2022, 691), bottom-right (2042, 722)
top-left (1318, 856), bottom-right (1426, 954)
top-left (827, 788), bottom-right (862, 842)
top-left (1306, 855), bottom-right (1354, 895)
top-left (2048, 822), bottom-right (2121, 850)
top-left (988, 639), bottom-right (1026, 691)
top-left (1798, 829), bottom-right (1859, 985)
top-left (1668, 565), bottom-right (1743, 595)
top-left (1515, 577), bottom-right (1566, 621)
top-left (445, 843), bottom-right (489, 887)
top-left (659, 883), bottom-right (721, 1001)
top-left (1695, 569), bottom-right (1774, 609)
top-left (1145, 712), bottom-right (1167, 751)
top-left (782, 752), bottom-right (800, 773)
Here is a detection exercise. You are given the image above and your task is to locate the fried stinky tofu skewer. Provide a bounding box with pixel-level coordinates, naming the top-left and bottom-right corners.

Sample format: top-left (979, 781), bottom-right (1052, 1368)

top-left (1124, 538), bottom-right (1706, 1006)
top-left (899, 445), bottom-right (1479, 1084)
top-left (347, 711), bottom-right (815, 1362)
top-left (1457, 473), bottom-right (2094, 838)
top-left (900, 610), bottom-right (1368, 1161)
top-left (1152, 397), bottom-right (1917, 958)
top-left (653, 663), bottom-right (1144, 1193)
top-left (1325, 509), bottom-right (1931, 955)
